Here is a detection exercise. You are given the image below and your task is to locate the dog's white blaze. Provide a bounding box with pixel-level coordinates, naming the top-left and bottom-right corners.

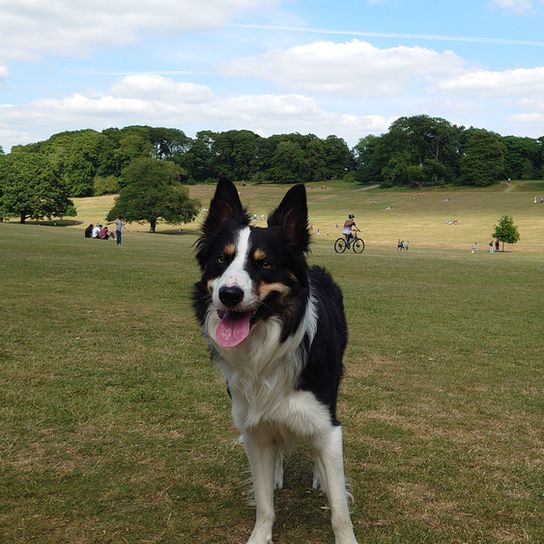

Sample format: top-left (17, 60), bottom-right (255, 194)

top-left (212, 226), bottom-right (256, 308)
top-left (210, 293), bottom-right (318, 431)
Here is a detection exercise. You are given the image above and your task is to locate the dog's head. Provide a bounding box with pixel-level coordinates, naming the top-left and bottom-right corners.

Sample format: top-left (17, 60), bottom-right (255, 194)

top-left (194, 177), bottom-right (310, 348)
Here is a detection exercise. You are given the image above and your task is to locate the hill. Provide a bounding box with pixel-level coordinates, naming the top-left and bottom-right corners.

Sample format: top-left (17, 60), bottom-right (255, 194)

top-left (42, 180), bottom-right (544, 252)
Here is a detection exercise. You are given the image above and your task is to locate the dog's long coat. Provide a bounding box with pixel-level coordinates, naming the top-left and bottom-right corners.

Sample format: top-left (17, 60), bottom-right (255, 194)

top-left (193, 178), bottom-right (358, 544)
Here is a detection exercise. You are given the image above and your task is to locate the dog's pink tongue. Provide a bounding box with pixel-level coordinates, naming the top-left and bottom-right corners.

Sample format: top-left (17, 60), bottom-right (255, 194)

top-left (216, 311), bottom-right (251, 348)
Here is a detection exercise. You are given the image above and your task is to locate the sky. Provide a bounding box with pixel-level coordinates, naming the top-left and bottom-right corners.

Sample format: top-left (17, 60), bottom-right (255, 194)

top-left (1, 0), bottom-right (544, 152)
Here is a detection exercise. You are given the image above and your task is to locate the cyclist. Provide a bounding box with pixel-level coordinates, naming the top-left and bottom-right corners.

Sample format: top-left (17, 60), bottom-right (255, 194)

top-left (342, 214), bottom-right (360, 246)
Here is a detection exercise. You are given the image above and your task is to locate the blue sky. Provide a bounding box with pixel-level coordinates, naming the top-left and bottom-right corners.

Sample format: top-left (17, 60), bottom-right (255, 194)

top-left (1, 0), bottom-right (544, 151)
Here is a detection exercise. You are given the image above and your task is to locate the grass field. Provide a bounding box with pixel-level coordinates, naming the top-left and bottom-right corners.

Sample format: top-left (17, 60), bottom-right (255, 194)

top-left (1, 182), bottom-right (543, 543)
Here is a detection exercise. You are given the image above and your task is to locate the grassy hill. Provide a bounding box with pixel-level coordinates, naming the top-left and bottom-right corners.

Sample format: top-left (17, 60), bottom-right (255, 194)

top-left (0, 181), bottom-right (543, 543)
top-left (55, 179), bottom-right (544, 252)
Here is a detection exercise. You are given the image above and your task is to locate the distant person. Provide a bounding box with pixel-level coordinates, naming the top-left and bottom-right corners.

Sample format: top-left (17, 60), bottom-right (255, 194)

top-left (404, 240), bottom-right (409, 250)
top-left (488, 241), bottom-right (494, 253)
top-left (84, 224), bottom-right (94, 238)
top-left (99, 225), bottom-right (111, 240)
top-left (342, 214), bottom-right (359, 245)
top-left (397, 239), bottom-right (402, 250)
top-left (92, 224), bottom-right (101, 238)
top-left (471, 242), bottom-right (478, 254)
top-left (108, 215), bottom-right (124, 246)
top-left (495, 239), bottom-right (500, 252)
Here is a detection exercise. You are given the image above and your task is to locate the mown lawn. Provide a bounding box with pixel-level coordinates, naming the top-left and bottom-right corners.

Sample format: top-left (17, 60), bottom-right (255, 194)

top-left (1, 185), bottom-right (543, 543)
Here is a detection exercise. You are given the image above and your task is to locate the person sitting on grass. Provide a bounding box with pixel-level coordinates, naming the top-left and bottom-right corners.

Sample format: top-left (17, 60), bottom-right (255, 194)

top-left (92, 224), bottom-right (101, 238)
top-left (99, 225), bottom-right (112, 240)
top-left (84, 224), bottom-right (94, 238)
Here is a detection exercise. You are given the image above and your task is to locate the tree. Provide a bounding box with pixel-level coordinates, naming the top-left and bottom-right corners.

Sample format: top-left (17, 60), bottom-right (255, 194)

top-left (492, 215), bottom-right (520, 252)
top-left (267, 140), bottom-right (306, 183)
top-left (107, 158), bottom-right (200, 232)
top-left (460, 129), bottom-right (506, 186)
top-left (0, 152), bottom-right (75, 223)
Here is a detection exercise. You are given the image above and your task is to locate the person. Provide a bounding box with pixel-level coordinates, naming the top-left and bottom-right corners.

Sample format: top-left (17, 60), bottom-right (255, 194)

top-left (489, 240), bottom-right (494, 253)
top-left (99, 225), bottom-right (111, 240)
top-left (108, 215), bottom-right (124, 246)
top-left (84, 224), bottom-right (94, 238)
top-left (471, 242), bottom-right (477, 254)
top-left (495, 239), bottom-right (500, 252)
top-left (397, 239), bottom-right (402, 250)
top-left (342, 214), bottom-right (359, 246)
top-left (92, 224), bottom-right (101, 238)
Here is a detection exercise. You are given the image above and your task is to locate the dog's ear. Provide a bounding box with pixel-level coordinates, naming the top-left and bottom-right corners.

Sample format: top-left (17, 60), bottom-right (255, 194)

top-left (203, 177), bottom-right (249, 234)
top-left (268, 184), bottom-right (310, 252)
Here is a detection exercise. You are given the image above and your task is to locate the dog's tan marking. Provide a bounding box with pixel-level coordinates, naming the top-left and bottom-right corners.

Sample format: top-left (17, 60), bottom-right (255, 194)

top-left (207, 279), bottom-right (215, 293)
top-left (224, 243), bottom-right (236, 255)
top-left (253, 248), bottom-right (267, 261)
top-left (258, 281), bottom-right (290, 299)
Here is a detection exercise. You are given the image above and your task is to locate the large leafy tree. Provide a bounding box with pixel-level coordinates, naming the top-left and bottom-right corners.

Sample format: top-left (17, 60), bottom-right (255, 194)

top-left (107, 158), bottom-right (200, 232)
top-left (502, 136), bottom-right (540, 180)
top-left (492, 215), bottom-right (520, 252)
top-left (0, 152), bottom-right (75, 223)
top-left (267, 140), bottom-right (306, 183)
top-left (460, 129), bottom-right (506, 186)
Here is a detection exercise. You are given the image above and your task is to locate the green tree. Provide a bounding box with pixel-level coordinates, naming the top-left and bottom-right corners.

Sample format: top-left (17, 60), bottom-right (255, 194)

top-left (502, 136), bottom-right (540, 180)
top-left (93, 175), bottom-right (119, 195)
top-left (492, 215), bottom-right (520, 252)
top-left (322, 135), bottom-right (355, 179)
top-left (180, 131), bottom-right (216, 182)
top-left (353, 134), bottom-right (388, 184)
top-left (107, 158), bottom-right (199, 232)
top-left (460, 129), bottom-right (506, 186)
top-left (267, 140), bottom-right (306, 183)
top-left (0, 152), bottom-right (75, 223)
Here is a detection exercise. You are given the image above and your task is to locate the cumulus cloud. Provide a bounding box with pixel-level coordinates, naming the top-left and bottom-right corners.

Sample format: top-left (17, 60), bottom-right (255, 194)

top-left (0, 74), bottom-right (391, 149)
top-left (224, 39), bottom-right (465, 98)
top-left (0, 0), bottom-right (272, 63)
top-left (439, 66), bottom-right (544, 95)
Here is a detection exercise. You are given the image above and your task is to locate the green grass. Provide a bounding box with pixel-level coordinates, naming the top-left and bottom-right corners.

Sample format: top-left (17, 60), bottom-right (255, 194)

top-left (1, 182), bottom-right (543, 543)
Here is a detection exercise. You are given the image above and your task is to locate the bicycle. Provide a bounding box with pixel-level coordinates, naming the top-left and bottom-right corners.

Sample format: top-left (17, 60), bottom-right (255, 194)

top-left (334, 234), bottom-right (365, 254)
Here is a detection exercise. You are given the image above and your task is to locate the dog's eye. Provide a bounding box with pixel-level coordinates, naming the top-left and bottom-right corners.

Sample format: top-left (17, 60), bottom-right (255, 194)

top-left (261, 260), bottom-right (273, 269)
top-left (217, 254), bottom-right (226, 264)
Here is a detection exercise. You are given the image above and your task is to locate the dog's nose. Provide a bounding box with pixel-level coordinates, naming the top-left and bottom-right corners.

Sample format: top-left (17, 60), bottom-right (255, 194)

top-left (219, 286), bottom-right (244, 308)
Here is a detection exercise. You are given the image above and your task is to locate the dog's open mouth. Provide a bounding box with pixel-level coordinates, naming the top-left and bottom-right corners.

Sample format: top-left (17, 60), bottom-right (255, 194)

top-left (216, 309), bottom-right (252, 348)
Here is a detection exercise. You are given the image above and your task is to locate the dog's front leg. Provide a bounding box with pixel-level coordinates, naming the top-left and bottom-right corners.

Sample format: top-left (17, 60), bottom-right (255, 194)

top-left (243, 427), bottom-right (276, 544)
top-left (312, 425), bottom-right (358, 544)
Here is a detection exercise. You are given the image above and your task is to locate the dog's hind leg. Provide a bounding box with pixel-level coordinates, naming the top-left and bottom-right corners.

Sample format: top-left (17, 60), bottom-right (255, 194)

top-left (243, 427), bottom-right (276, 544)
top-left (312, 425), bottom-right (358, 544)
top-left (274, 448), bottom-right (284, 490)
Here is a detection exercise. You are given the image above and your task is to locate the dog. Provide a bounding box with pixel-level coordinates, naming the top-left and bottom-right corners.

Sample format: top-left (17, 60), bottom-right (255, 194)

top-left (192, 177), bottom-right (358, 544)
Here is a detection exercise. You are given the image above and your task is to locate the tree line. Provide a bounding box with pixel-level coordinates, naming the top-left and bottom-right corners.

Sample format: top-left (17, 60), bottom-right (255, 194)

top-left (0, 115), bottom-right (543, 223)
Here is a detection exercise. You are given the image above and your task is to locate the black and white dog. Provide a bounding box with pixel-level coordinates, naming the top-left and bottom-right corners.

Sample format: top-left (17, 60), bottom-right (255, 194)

top-left (192, 178), bottom-right (358, 544)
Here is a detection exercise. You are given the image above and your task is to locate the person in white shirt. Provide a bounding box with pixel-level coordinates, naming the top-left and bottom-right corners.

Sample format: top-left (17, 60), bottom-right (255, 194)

top-left (342, 214), bottom-right (359, 246)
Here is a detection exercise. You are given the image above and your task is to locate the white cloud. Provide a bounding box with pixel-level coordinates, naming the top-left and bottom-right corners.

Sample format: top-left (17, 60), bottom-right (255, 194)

top-left (0, 1), bottom-right (273, 63)
top-left (0, 64), bottom-right (8, 79)
top-left (489, 0), bottom-right (535, 14)
top-left (0, 75), bottom-right (391, 149)
top-left (439, 66), bottom-right (544, 96)
top-left (224, 39), bottom-right (465, 98)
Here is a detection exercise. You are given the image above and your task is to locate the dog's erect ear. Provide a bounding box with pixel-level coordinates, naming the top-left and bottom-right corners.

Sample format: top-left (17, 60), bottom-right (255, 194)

top-left (203, 177), bottom-right (249, 234)
top-left (268, 184), bottom-right (310, 252)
